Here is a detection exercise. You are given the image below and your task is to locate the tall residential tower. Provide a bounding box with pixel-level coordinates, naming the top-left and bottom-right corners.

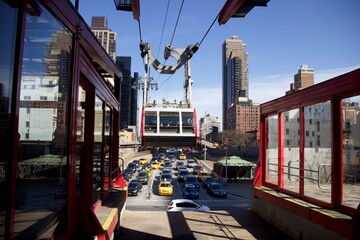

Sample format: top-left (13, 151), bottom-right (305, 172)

top-left (286, 65), bottom-right (315, 95)
top-left (91, 16), bottom-right (117, 61)
top-left (222, 36), bottom-right (249, 130)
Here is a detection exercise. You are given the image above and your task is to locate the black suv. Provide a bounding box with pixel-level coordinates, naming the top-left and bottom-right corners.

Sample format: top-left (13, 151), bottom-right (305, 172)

top-left (184, 175), bottom-right (200, 191)
top-left (127, 180), bottom-right (142, 196)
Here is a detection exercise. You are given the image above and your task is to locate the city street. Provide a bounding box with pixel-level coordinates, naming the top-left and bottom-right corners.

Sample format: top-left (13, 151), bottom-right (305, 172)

top-left (120, 153), bottom-right (291, 239)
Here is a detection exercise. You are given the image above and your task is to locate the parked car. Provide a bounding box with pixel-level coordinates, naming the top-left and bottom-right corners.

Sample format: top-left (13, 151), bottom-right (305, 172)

top-left (127, 180), bottom-right (142, 196)
top-left (141, 163), bottom-right (151, 171)
top-left (146, 168), bottom-right (152, 177)
top-left (178, 165), bottom-right (187, 172)
top-left (158, 153), bottom-right (166, 160)
top-left (161, 167), bottom-right (172, 175)
top-left (150, 157), bottom-right (158, 163)
top-left (167, 199), bottom-right (210, 212)
top-left (160, 173), bottom-right (173, 183)
top-left (132, 159), bottom-right (140, 168)
top-left (207, 182), bottom-right (227, 197)
top-left (151, 161), bottom-right (160, 170)
top-left (123, 168), bottom-right (133, 181)
top-left (176, 161), bottom-right (186, 170)
top-left (179, 153), bottom-right (186, 160)
top-left (203, 177), bottom-right (216, 190)
top-left (193, 165), bottom-right (204, 175)
top-left (178, 169), bottom-right (189, 182)
top-left (127, 163), bottom-right (137, 173)
top-left (187, 159), bottom-right (197, 168)
top-left (168, 154), bottom-right (176, 162)
top-left (158, 181), bottom-right (174, 196)
top-left (164, 160), bottom-right (172, 169)
top-left (182, 184), bottom-right (199, 199)
top-left (139, 158), bottom-right (148, 165)
top-left (136, 171), bottom-right (149, 184)
top-left (184, 174), bottom-right (200, 190)
top-left (197, 171), bottom-right (210, 182)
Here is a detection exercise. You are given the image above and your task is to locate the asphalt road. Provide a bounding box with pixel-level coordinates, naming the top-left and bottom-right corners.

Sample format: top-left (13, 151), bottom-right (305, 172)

top-left (120, 154), bottom-right (292, 239)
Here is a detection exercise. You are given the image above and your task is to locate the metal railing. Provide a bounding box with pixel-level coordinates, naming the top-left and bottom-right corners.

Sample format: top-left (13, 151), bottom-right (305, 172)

top-left (267, 159), bottom-right (331, 189)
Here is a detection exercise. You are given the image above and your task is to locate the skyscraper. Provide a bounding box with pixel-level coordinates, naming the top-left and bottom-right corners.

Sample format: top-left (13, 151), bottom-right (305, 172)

top-left (91, 16), bottom-right (117, 61)
top-left (286, 65), bottom-right (315, 95)
top-left (222, 36), bottom-right (248, 130)
top-left (294, 64), bottom-right (314, 90)
top-left (116, 56), bottom-right (138, 130)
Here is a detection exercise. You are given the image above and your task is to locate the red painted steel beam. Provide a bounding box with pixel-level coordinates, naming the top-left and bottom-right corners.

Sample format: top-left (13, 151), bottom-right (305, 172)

top-left (218, 0), bottom-right (247, 25)
top-left (131, 0), bottom-right (140, 20)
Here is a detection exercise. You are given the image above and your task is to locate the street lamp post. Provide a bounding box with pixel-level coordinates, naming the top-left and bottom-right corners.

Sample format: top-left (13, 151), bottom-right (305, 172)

top-left (203, 145), bottom-right (207, 163)
top-left (224, 138), bottom-right (229, 185)
top-left (225, 145), bottom-right (227, 184)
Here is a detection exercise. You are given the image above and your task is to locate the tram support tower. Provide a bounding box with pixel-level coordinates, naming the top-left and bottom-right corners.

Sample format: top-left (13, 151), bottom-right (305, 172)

top-left (140, 42), bottom-right (198, 107)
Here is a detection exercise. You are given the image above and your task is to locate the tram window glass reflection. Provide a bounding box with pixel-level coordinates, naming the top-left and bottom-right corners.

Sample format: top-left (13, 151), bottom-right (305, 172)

top-left (0, 1), bottom-right (18, 236)
top-left (265, 114), bottom-right (278, 185)
top-left (104, 105), bottom-right (112, 191)
top-left (93, 96), bottom-right (103, 202)
top-left (15, 3), bottom-right (73, 238)
top-left (282, 108), bottom-right (300, 193)
top-left (145, 111), bottom-right (157, 132)
top-left (160, 111), bottom-right (179, 133)
top-left (342, 95), bottom-right (360, 209)
top-left (304, 101), bottom-right (331, 203)
top-left (76, 85), bottom-right (86, 196)
top-left (182, 112), bottom-right (194, 133)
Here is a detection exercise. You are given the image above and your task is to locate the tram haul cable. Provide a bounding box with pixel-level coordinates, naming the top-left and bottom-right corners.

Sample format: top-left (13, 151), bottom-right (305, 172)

top-left (169, 0), bottom-right (185, 46)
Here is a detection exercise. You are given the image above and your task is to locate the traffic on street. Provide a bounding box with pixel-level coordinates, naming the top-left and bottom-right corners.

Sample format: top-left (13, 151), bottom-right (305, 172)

top-left (123, 149), bottom-right (251, 212)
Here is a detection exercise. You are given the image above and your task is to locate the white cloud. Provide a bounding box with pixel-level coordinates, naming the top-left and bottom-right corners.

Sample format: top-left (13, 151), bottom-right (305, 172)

top-left (316, 66), bottom-right (360, 82)
top-left (250, 65), bottom-right (360, 104)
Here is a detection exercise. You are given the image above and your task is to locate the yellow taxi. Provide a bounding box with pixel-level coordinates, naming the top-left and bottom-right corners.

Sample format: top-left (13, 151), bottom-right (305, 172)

top-left (139, 158), bottom-right (148, 165)
top-left (158, 181), bottom-right (173, 196)
top-left (146, 168), bottom-right (152, 177)
top-left (151, 161), bottom-right (160, 169)
top-left (197, 171), bottom-right (211, 182)
top-left (179, 153), bottom-right (186, 160)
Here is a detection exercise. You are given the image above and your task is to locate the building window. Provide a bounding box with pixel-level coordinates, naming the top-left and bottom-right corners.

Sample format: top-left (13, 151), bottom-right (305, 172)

top-left (317, 135), bottom-right (321, 146)
top-left (15, 3), bottom-right (73, 238)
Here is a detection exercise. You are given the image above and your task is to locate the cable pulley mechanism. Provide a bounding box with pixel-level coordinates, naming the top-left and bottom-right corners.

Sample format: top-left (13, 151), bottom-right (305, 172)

top-left (140, 42), bottom-right (199, 75)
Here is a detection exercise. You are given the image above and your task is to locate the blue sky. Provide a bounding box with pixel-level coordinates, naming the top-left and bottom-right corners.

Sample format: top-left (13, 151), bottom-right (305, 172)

top-left (79, 0), bottom-right (360, 125)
